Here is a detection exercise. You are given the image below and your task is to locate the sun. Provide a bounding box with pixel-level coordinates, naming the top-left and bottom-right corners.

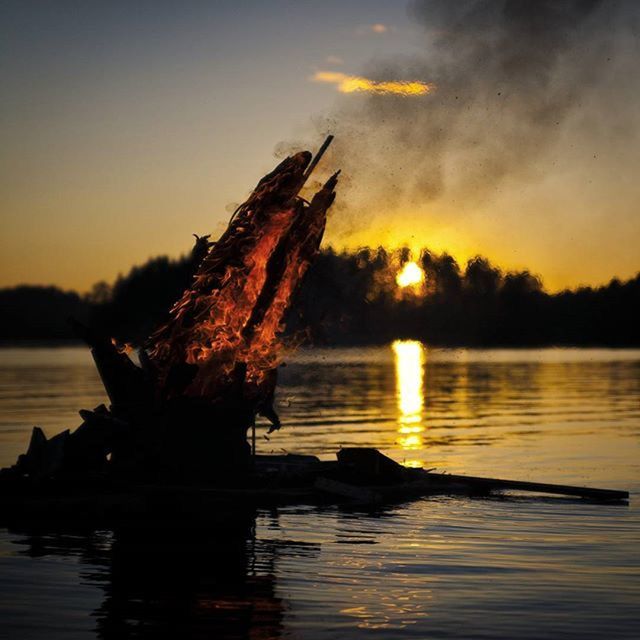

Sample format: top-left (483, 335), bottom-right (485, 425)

top-left (396, 261), bottom-right (425, 289)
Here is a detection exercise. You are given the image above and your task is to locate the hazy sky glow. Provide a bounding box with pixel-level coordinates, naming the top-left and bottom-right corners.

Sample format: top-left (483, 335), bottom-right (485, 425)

top-left (1, 1), bottom-right (639, 292)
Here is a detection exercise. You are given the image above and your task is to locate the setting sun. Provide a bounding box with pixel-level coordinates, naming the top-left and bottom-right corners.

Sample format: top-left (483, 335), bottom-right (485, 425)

top-left (396, 261), bottom-right (425, 288)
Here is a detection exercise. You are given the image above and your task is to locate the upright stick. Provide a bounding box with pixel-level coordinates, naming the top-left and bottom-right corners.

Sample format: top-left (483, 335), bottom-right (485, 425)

top-left (300, 135), bottom-right (334, 186)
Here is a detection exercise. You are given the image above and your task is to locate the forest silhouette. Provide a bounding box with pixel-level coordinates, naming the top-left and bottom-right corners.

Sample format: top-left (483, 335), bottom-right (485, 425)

top-left (1, 245), bottom-right (638, 347)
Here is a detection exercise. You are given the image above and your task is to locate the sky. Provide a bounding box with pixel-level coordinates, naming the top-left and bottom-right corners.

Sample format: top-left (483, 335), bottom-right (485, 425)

top-left (1, 0), bottom-right (639, 292)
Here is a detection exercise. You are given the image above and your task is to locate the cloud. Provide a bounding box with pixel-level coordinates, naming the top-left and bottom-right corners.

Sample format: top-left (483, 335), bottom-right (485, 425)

top-left (325, 55), bottom-right (344, 65)
top-left (355, 23), bottom-right (390, 35)
top-left (311, 70), bottom-right (435, 96)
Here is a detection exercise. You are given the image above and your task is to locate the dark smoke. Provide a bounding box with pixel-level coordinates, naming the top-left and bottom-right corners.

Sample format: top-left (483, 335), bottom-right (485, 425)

top-left (308, 0), bottom-right (637, 214)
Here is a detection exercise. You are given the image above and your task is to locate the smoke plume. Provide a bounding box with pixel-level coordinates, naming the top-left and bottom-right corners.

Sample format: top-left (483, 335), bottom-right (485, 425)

top-left (299, 1), bottom-right (639, 231)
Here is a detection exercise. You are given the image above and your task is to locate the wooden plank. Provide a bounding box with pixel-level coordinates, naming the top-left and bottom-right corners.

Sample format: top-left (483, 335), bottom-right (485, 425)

top-left (422, 472), bottom-right (629, 501)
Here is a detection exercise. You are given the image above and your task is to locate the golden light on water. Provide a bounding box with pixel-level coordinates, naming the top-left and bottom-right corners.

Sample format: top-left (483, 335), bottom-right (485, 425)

top-left (392, 340), bottom-right (426, 465)
top-left (312, 71), bottom-right (436, 96)
top-left (396, 261), bottom-right (425, 288)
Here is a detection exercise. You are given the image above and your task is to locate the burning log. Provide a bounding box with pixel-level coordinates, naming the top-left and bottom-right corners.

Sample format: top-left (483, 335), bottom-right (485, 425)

top-left (140, 138), bottom-right (339, 473)
top-left (3, 138), bottom-right (338, 485)
top-left (147, 148), bottom-right (338, 404)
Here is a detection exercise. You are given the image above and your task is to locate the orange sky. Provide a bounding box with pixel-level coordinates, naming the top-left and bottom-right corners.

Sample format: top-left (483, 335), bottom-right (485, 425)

top-left (1, 1), bottom-right (638, 293)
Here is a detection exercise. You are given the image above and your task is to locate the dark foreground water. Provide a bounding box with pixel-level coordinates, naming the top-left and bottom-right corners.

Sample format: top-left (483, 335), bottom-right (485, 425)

top-left (0, 345), bottom-right (639, 639)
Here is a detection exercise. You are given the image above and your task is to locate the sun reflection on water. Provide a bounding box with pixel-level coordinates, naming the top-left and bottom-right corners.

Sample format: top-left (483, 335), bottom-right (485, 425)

top-left (392, 340), bottom-right (426, 465)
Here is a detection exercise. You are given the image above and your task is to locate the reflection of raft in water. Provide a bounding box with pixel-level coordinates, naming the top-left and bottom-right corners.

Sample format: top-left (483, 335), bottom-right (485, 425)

top-left (0, 448), bottom-right (629, 524)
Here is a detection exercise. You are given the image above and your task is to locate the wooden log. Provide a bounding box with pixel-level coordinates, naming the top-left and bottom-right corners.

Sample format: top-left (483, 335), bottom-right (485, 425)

top-left (241, 170), bottom-right (337, 352)
top-left (70, 319), bottom-right (154, 409)
top-left (146, 151), bottom-right (315, 397)
top-left (337, 447), bottom-right (406, 483)
top-left (241, 203), bottom-right (306, 342)
top-left (32, 430), bottom-right (69, 482)
top-left (25, 426), bottom-right (47, 459)
top-left (64, 408), bottom-right (130, 472)
top-left (420, 471), bottom-right (629, 502)
top-left (315, 477), bottom-right (380, 503)
top-left (337, 448), bottom-right (628, 502)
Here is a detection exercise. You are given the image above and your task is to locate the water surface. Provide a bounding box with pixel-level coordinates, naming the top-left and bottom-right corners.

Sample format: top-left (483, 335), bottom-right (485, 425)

top-left (0, 345), bottom-right (638, 639)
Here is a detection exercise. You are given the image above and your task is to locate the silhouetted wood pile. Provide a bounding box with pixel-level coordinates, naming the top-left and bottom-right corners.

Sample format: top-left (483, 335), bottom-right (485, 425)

top-left (0, 445), bottom-right (628, 525)
top-left (1, 138), bottom-right (339, 487)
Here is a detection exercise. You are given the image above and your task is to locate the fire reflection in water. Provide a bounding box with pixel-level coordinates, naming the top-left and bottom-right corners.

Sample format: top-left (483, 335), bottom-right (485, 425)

top-left (392, 340), bottom-right (426, 467)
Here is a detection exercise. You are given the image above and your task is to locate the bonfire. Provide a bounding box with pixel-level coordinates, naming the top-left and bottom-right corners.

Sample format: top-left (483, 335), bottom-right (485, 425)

top-left (1, 137), bottom-right (628, 509)
top-left (7, 137), bottom-right (339, 482)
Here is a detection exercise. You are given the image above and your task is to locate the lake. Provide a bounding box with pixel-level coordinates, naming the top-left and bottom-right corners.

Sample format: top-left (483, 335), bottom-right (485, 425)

top-left (0, 345), bottom-right (639, 639)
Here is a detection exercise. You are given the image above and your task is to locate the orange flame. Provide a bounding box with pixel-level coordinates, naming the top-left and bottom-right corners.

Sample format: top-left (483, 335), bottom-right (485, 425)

top-left (146, 151), bottom-right (337, 408)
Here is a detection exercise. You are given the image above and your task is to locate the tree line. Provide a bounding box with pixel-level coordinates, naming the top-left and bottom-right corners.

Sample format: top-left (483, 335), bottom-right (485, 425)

top-left (1, 246), bottom-right (638, 347)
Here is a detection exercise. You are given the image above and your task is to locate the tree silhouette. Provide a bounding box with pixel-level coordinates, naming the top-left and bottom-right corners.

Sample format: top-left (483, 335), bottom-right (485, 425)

top-left (1, 247), bottom-right (638, 347)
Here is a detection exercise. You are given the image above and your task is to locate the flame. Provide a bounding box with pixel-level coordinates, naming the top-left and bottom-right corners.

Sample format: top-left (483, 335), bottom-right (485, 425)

top-left (312, 71), bottom-right (435, 96)
top-left (396, 261), bottom-right (425, 288)
top-left (111, 338), bottom-right (134, 354)
top-left (147, 151), bottom-right (337, 406)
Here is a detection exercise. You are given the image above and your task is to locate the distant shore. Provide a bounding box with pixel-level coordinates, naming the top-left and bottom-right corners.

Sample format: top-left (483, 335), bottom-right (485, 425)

top-left (1, 248), bottom-right (638, 348)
